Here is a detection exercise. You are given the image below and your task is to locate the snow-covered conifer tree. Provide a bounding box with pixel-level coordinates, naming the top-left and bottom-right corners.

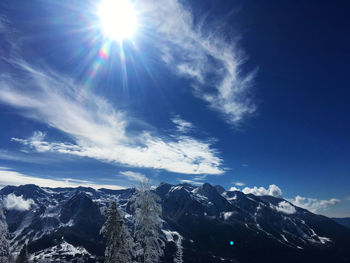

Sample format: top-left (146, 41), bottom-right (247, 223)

top-left (0, 203), bottom-right (10, 263)
top-left (101, 201), bottom-right (134, 263)
top-left (132, 180), bottom-right (163, 263)
top-left (15, 243), bottom-right (30, 263)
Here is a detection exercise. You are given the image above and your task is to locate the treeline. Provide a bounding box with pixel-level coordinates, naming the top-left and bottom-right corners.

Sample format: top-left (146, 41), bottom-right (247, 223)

top-left (0, 181), bottom-right (164, 263)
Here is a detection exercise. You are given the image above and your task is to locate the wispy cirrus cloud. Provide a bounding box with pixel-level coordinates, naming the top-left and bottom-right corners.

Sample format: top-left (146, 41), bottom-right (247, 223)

top-left (0, 167), bottom-right (125, 190)
top-left (119, 171), bottom-right (147, 182)
top-left (140, 0), bottom-right (256, 125)
top-left (11, 129), bottom-right (223, 175)
top-left (171, 116), bottom-right (194, 133)
top-left (234, 181), bottom-right (245, 187)
top-left (0, 149), bottom-right (62, 164)
top-left (0, 44), bottom-right (223, 175)
top-left (178, 174), bottom-right (207, 185)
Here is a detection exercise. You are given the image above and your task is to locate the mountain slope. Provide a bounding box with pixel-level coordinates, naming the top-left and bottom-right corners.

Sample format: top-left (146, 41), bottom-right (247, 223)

top-left (1, 183), bottom-right (350, 263)
top-left (332, 217), bottom-right (350, 229)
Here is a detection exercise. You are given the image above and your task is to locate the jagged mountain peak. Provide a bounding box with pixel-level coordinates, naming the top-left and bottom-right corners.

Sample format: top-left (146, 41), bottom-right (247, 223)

top-left (214, 185), bottom-right (225, 194)
top-left (1, 183), bottom-right (350, 263)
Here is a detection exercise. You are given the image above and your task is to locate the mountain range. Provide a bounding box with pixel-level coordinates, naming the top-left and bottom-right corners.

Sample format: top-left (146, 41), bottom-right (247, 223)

top-left (332, 217), bottom-right (350, 229)
top-left (1, 183), bottom-right (350, 263)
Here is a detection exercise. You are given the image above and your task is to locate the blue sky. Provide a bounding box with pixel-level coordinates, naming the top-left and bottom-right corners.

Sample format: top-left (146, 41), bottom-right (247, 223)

top-left (0, 0), bottom-right (349, 217)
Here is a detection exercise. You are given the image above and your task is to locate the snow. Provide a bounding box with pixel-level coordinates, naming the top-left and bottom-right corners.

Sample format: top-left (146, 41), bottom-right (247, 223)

top-left (222, 212), bottom-right (234, 220)
top-left (191, 193), bottom-right (210, 205)
top-left (41, 205), bottom-right (60, 218)
top-left (226, 195), bottom-right (237, 201)
top-left (162, 230), bottom-right (183, 263)
top-left (281, 234), bottom-right (288, 242)
top-left (32, 241), bottom-right (91, 260)
top-left (221, 192), bottom-right (237, 201)
top-left (124, 212), bottom-right (132, 219)
top-left (13, 211), bottom-right (36, 238)
top-left (308, 226), bottom-right (332, 244)
top-left (246, 197), bottom-right (259, 203)
top-left (1, 184), bottom-right (337, 261)
top-left (41, 188), bottom-right (56, 194)
top-left (59, 219), bottom-right (75, 228)
top-left (170, 186), bottom-right (183, 192)
top-left (319, 236), bottom-right (331, 244)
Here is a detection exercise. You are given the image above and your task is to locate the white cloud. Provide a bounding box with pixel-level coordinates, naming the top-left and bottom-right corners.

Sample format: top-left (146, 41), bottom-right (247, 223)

top-left (171, 116), bottom-right (194, 133)
top-left (178, 179), bottom-right (203, 186)
top-left (0, 56), bottom-right (223, 175)
top-left (178, 174), bottom-right (207, 186)
top-left (273, 201), bottom-right (296, 215)
top-left (238, 183), bottom-right (339, 214)
top-left (119, 171), bottom-right (147, 182)
top-left (0, 149), bottom-right (66, 164)
top-left (234, 182), bottom-right (245, 187)
top-left (289, 195), bottom-right (340, 214)
top-left (3, 193), bottom-right (35, 211)
top-left (242, 184), bottom-right (282, 197)
top-left (229, 186), bottom-right (240, 191)
top-left (0, 168), bottom-right (124, 190)
top-left (138, 0), bottom-right (256, 124)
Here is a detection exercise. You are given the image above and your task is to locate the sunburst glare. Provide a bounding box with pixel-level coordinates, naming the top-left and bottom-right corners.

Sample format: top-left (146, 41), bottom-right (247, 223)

top-left (98, 0), bottom-right (138, 41)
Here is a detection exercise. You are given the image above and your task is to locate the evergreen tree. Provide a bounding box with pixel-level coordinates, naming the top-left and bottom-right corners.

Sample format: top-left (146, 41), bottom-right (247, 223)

top-left (101, 201), bottom-right (134, 263)
top-left (16, 243), bottom-right (30, 263)
top-left (0, 203), bottom-right (10, 263)
top-left (132, 180), bottom-right (163, 263)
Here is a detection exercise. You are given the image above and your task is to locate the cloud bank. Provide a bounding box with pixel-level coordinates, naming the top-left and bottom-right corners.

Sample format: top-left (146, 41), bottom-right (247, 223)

top-left (228, 183), bottom-right (339, 214)
top-left (3, 193), bottom-right (35, 211)
top-left (139, 0), bottom-right (256, 125)
top-left (242, 184), bottom-right (282, 197)
top-left (289, 195), bottom-right (340, 214)
top-left (0, 168), bottom-right (124, 190)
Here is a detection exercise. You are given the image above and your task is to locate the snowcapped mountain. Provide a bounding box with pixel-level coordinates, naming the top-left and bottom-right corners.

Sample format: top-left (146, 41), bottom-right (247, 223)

top-left (1, 183), bottom-right (350, 263)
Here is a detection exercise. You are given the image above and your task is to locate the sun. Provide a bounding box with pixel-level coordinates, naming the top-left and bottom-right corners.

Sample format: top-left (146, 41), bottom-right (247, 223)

top-left (98, 0), bottom-right (138, 41)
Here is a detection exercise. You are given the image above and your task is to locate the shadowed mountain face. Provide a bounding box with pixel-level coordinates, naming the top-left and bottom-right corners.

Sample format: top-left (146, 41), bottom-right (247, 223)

top-left (332, 217), bottom-right (350, 229)
top-left (1, 183), bottom-right (350, 263)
